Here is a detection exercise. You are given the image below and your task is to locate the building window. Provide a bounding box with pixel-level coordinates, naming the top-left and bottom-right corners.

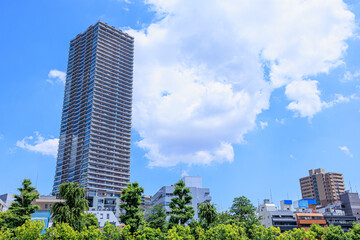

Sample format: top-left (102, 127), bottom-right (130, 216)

top-left (45, 204), bottom-right (48, 209)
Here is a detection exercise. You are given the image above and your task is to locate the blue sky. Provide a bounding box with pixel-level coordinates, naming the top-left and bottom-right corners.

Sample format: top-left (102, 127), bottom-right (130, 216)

top-left (0, 0), bottom-right (360, 211)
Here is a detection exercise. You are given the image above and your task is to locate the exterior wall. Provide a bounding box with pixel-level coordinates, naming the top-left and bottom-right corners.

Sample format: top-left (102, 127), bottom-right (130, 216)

top-left (340, 192), bottom-right (360, 223)
top-left (295, 213), bottom-right (327, 230)
top-left (32, 196), bottom-right (65, 211)
top-left (0, 194), bottom-right (15, 212)
top-left (151, 177), bottom-right (211, 221)
top-left (271, 211), bottom-right (297, 232)
top-left (89, 210), bottom-right (120, 227)
top-left (0, 199), bottom-right (5, 212)
top-left (257, 199), bottom-right (277, 228)
top-left (324, 215), bottom-right (356, 232)
top-left (300, 176), bottom-right (315, 199)
top-left (88, 195), bottom-right (121, 218)
top-left (52, 21), bottom-right (134, 197)
top-left (300, 168), bottom-right (345, 207)
top-left (140, 195), bottom-right (151, 212)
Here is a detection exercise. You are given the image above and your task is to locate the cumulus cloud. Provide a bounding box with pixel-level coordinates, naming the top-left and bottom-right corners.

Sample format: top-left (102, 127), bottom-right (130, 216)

top-left (127, 0), bottom-right (355, 167)
top-left (339, 146), bottom-right (353, 158)
top-left (16, 132), bottom-right (59, 157)
top-left (286, 80), bottom-right (354, 119)
top-left (46, 69), bottom-right (66, 84)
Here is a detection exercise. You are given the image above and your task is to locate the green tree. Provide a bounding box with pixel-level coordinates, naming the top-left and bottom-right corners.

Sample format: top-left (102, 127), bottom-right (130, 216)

top-left (119, 182), bottom-right (144, 233)
top-left (42, 222), bottom-right (80, 239)
top-left (310, 224), bottom-right (325, 239)
top-left (146, 204), bottom-right (167, 232)
top-left (229, 196), bottom-right (258, 223)
top-left (324, 224), bottom-right (345, 240)
top-left (10, 179), bottom-right (40, 225)
top-left (81, 212), bottom-right (99, 229)
top-left (344, 223), bottom-right (360, 240)
top-left (205, 224), bottom-right (247, 240)
top-left (169, 180), bottom-right (195, 225)
top-left (13, 219), bottom-right (44, 240)
top-left (1, 179), bottom-right (40, 230)
top-left (198, 202), bottom-right (217, 230)
top-left (51, 182), bottom-right (89, 231)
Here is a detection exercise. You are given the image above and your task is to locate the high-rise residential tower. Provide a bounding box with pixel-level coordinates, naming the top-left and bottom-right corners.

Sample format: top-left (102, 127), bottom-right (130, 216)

top-left (299, 168), bottom-right (345, 206)
top-left (52, 22), bottom-right (134, 199)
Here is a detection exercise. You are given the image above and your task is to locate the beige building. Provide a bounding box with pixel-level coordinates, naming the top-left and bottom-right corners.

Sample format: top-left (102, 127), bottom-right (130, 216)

top-left (299, 168), bottom-right (345, 207)
top-left (32, 195), bottom-right (65, 211)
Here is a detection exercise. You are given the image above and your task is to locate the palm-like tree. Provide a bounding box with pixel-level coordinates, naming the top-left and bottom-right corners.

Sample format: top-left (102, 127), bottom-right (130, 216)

top-left (51, 182), bottom-right (88, 231)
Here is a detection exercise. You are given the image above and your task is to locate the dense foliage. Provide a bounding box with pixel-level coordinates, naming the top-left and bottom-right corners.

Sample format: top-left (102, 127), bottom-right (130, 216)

top-left (169, 180), bottom-right (195, 226)
top-left (1, 179), bottom-right (360, 239)
top-left (120, 182), bottom-right (144, 233)
top-left (51, 181), bottom-right (90, 231)
top-left (0, 179), bottom-right (39, 231)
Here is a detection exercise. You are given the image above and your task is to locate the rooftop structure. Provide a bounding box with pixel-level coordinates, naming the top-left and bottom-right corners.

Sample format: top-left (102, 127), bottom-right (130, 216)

top-left (340, 191), bottom-right (360, 223)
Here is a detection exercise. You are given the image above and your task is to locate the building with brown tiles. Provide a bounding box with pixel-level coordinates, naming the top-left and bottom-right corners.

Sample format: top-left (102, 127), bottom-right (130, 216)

top-left (295, 213), bottom-right (327, 230)
top-left (299, 168), bottom-right (345, 207)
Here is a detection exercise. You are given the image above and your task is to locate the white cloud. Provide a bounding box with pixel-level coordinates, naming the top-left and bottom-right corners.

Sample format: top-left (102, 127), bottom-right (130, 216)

top-left (46, 69), bottom-right (66, 84)
top-left (127, 0), bottom-right (355, 167)
top-left (339, 146), bottom-right (353, 158)
top-left (0, 134), bottom-right (3, 140)
top-left (275, 118), bottom-right (285, 125)
top-left (16, 132), bottom-right (59, 157)
top-left (341, 70), bottom-right (360, 82)
top-left (290, 154), bottom-right (296, 160)
top-left (285, 80), bottom-right (324, 119)
top-left (181, 170), bottom-right (189, 177)
top-left (285, 80), bottom-right (354, 119)
top-left (259, 121), bottom-right (268, 130)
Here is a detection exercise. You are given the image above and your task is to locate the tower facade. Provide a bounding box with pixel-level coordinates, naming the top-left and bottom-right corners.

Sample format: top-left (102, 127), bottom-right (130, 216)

top-left (52, 22), bottom-right (134, 198)
top-left (299, 168), bottom-right (345, 206)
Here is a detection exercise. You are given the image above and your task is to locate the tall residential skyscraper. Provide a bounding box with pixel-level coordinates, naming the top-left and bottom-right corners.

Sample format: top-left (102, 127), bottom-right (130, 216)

top-left (52, 22), bottom-right (134, 198)
top-left (299, 168), bottom-right (345, 206)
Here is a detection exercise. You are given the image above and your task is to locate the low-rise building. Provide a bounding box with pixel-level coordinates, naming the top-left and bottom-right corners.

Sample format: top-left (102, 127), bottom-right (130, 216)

top-left (151, 176), bottom-right (211, 221)
top-left (295, 213), bottom-right (326, 230)
top-left (324, 215), bottom-right (356, 232)
top-left (270, 211), bottom-right (298, 232)
top-left (87, 192), bottom-right (121, 219)
top-left (258, 199), bottom-right (277, 227)
top-left (0, 193), bottom-right (15, 212)
top-left (32, 195), bottom-right (65, 211)
top-left (31, 210), bottom-right (52, 230)
top-left (141, 195), bottom-right (151, 212)
top-left (258, 199), bottom-right (297, 232)
top-left (0, 199), bottom-right (6, 212)
top-left (89, 210), bottom-right (121, 228)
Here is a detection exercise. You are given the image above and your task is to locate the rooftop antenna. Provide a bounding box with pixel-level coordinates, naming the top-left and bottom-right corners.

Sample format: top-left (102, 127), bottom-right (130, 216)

top-left (270, 189), bottom-right (273, 203)
top-left (349, 181), bottom-right (353, 192)
top-left (35, 172), bottom-right (39, 188)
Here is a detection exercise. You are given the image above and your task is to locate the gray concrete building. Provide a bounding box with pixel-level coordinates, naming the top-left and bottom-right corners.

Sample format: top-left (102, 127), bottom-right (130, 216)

top-left (0, 193), bottom-right (15, 212)
top-left (258, 199), bottom-right (297, 232)
top-left (340, 191), bottom-right (360, 223)
top-left (151, 176), bottom-right (211, 221)
top-left (52, 21), bottom-right (134, 199)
